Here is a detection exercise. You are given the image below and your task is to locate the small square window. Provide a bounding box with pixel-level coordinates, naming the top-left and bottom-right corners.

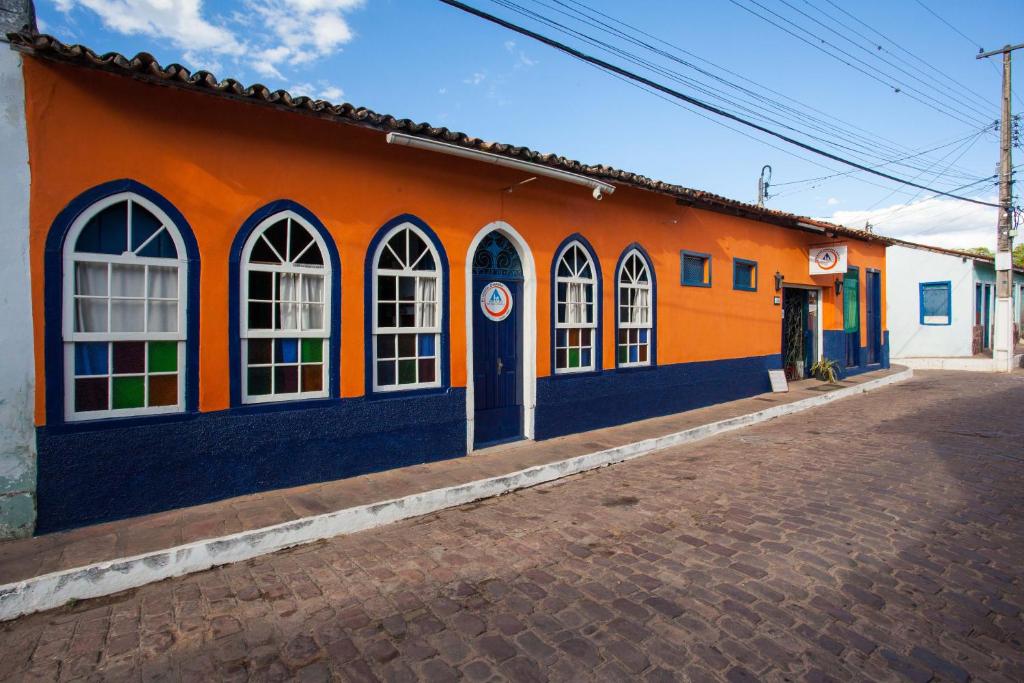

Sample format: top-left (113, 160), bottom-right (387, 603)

top-left (681, 251), bottom-right (711, 287)
top-left (920, 281), bottom-right (951, 325)
top-left (733, 259), bottom-right (757, 291)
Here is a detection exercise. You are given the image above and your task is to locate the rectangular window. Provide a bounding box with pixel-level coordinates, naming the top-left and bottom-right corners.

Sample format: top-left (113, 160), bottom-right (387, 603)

top-left (920, 281), bottom-right (952, 325)
top-left (681, 251), bottom-right (711, 287)
top-left (732, 258), bottom-right (757, 291)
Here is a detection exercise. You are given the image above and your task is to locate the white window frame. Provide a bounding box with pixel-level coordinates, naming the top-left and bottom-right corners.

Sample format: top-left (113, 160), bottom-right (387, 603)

top-left (371, 222), bottom-right (443, 392)
top-left (62, 192), bottom-right (188, 421)
top-left (240, 210), bottom-right (332, 404)
top-left (554, 241), bottom-right (598, 374)
top-left (616, 249), bottom-right (652, 368)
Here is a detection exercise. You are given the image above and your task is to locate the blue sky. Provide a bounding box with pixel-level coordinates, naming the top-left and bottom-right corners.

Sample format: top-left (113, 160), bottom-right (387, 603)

top-left (37, 0), bottom-right (1022, 248)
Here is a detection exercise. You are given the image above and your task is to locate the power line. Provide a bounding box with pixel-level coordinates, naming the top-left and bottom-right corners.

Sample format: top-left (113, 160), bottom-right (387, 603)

top-left (777, 0), bottom-right (996, 121)
top-left (511, 0), bottom-right (987, 181)
top-left (910, 0), bottom-right (1023, 109)
top-left (817, 0), bottom-right (995, 112)
top-left (728, 0), bottom-right (992, 128)
top-left (437, 0), bottom-right (1001, 207)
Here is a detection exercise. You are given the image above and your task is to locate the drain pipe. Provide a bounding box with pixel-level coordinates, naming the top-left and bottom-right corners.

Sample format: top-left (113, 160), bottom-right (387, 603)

top-left (386, 132), bottom-right (615, 200)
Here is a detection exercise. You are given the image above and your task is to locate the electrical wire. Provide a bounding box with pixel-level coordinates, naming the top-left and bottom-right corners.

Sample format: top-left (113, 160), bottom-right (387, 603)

top-left (436, 0), bottom-right (1001, 207)
top-left (511, 0), bottom-right (987, 180)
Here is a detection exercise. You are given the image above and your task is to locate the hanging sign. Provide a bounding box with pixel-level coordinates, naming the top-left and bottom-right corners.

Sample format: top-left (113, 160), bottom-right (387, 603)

top-left (809, 244), bottom-right (848, 275)
top-left (480, 282), bottom-right (513, 321)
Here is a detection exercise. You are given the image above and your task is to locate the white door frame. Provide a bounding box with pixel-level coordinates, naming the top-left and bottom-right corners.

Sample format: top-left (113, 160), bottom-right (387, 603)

top-left (464, 221), bottom-right (537, 452)
top-left (781, 284), bottom-right (824, 366)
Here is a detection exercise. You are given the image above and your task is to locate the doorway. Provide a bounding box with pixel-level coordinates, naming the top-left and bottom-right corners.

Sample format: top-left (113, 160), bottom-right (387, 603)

top-left (865, 269), bottom-right (881, 364)
top-left (470, 231), bottom-right (525, 448)
top-left (983, 283), bottom-right (993, 349)
top-left (782, 287), bottom-right (820, 381)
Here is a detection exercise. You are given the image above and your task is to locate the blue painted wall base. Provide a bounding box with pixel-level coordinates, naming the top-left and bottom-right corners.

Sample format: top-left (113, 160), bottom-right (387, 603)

top-left (535, 354), bottom-right (782, 440)
top-left (36, 390), bottom-right (466, 534)
top-left (822, 330), bottom-right (891, 379)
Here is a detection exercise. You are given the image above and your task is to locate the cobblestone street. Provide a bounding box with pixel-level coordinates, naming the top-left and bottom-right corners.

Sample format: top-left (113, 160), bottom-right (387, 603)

top-left (1, 370), bottom-right (1022, 682)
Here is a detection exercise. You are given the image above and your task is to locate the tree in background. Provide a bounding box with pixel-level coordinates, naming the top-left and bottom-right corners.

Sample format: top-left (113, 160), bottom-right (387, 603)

top-left (965, 246), bottom-right (995, 258)
top-left (1015, 243), bottom-right (1024, 267)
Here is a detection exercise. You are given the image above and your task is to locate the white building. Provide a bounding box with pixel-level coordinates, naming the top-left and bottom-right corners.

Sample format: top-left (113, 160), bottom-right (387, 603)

top-left (886, 240), bottom-right (1024, 370)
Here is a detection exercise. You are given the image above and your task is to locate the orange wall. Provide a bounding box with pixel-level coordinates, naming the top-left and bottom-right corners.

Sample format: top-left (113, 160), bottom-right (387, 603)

top-left (23, 59), bottom-right (886, 425)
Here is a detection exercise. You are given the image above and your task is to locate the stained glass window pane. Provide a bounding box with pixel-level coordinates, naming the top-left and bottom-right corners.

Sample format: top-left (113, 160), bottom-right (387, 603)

top-left (301, 338), bottom-right (323, 363)
top-left (75, 342), bottom-right (108, 376)
top-left (75, 378), bottom-right (108, 412)
top-left (301, 365), bottom-right (323, 392)
top-left (148, 375), bottom-right (177, 406)
top-left (112, 342), bottom-right (145, 374)
top-left (148, 341), bottom-right (177, 372)
top-left (112, 376), bottom-right (145, 409)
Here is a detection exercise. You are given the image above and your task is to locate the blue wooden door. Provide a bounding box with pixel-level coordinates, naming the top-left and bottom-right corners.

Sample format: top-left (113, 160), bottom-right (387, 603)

top-left (866, 270), bottom-right (881, 364)
top-left (473, 276), bottom-right (523, 447)
top-left (983, 284), bottom-right (992, 349)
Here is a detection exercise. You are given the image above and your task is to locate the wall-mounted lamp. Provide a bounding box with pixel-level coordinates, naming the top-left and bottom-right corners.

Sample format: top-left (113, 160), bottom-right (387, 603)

top-left (834, 277), bottom-right (843, 296)
top-left (774, 271), bottom-right (784, 291)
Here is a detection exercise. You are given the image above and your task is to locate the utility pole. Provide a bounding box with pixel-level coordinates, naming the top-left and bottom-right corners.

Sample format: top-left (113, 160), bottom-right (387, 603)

top-left (977, 42), bottom-right (1022, 372)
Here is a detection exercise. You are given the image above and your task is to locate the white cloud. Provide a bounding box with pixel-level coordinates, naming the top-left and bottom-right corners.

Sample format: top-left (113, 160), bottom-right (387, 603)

top-left (55, 0), bottom-right (363, 88)
top-left (289, 81), bottom-right (345, 100)
top-left (463, 72), bottom-right (486, 86)
top-left (57, 0), bottom-right (244, 56)
top-left (503, 40), bottom-right (515, 52)
top-left (438, 87), bottom-right (447, 95)
top-left (822, 195), bottom-right (999, 250)
top-left (826, 197), bottom-right (840, 206)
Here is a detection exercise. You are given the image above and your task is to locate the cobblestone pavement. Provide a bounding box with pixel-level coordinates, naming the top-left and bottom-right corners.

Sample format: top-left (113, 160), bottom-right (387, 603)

top-left (1, 371), bottom-right (1022, 682)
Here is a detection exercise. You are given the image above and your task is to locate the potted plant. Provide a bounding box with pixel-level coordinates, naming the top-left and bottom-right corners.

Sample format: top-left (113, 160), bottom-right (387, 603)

top-left (810, 357), bottom-right (839, 384)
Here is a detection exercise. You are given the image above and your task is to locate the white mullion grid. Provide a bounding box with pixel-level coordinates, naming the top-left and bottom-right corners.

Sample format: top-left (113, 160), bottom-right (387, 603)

top-left (240, 214), bottom-right (330, 404)
top-left (372, 226), bottom-right (442, 392)
top-left (554, 242), bottom-right (597, 374)
top-left (617, 252), bottom-right (652, 368)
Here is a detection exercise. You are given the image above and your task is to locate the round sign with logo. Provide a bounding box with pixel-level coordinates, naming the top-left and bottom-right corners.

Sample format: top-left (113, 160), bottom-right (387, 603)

top-left (480, 282), bottom-right (513, 321)
top-left (814, 247), bottom-right (841, 271)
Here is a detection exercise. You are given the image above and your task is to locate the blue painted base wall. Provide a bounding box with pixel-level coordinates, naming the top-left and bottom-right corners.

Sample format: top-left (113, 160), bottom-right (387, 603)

top-left (35, 390), bottom-right (466, 534)
top-left (535, 354), bottom-right (782, 440)
top-left (822, 330), bottom-right (891, 379)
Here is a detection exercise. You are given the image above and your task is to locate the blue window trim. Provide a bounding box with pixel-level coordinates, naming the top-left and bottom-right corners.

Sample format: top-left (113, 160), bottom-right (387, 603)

top-left (550, 233), bottom-right (603, 378)
top-left (43, 179), bottom-right (201, 428)
top-left (363, 214), bottom-right (451, 398)
top-left (614, 243), bottom-right (657, 369)
top-left (680, 250), bottom-right (712, 288)
top-left (228, 200), bottom-right (342, 407)
top-left (732, 257), bottom-right (758, 292)
top-left (918, 280), bottom-right (952, 326)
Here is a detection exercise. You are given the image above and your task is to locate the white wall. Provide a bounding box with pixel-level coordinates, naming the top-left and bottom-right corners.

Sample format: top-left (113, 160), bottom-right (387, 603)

top-left (886, 245), bottom-right (974, 359)
top-left (0, 45), bottom-right (36, 539)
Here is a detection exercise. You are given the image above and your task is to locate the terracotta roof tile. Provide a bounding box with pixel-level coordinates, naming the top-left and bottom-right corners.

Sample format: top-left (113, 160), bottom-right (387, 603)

top-left (7, 31), bottom-right (890, 244)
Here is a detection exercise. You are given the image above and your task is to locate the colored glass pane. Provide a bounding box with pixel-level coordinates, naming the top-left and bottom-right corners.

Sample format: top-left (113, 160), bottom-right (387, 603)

top-left (148, 341), bottom-right (177, 372)
top-left (418, 359), bottom-right (436, 383)
top-left (132, 205), bottom-right (177, 258)
top-left (112, 342), bottom-right (145, 374)
top-left (112, 376), bottom-right (145, 409)
top-left (301, 365), bottom-right (323, 392)
top-left (418, 334), bottom-right (435, 357)
top-left (75, 202), bottom-right (128, 255)
top-left (618, 346), bottom-right (627, 363)
top-left (398, 334), bottom-right (416, 357)
top-left (75, 342), bottom-right (108, 376)
top-left (377, 361), bottom-right (396, 385)
top-left (248, 367), bottom-right (271, 395)
top-left (377, 334), bottom-right (395, 359)
top-left (301, 338), bottom-right (323, 363)
top-left (148, 375), bottom-right (177, 406)
top-left (629, 346), bottom-right (638, 363)
top-left (555, 349), bottom-right (566, 368)
top-left (398, 359), bottom-right (416, 384)
top-left (275, 339), bottom-right (298, 364)
top-left (581, 349), bottom-right (591, 367)
top-left (248, 339), bottom-right (272, 365)
top-left (75, 378), bottom-right (108, 412)
top-left (568, 349), bottom-right (580, 368)
top-left (275, 366), bottom-right (298, 393)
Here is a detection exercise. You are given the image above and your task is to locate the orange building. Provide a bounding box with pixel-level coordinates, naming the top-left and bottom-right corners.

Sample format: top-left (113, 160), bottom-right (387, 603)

top-left (7, 33), bottom-right (889, 534)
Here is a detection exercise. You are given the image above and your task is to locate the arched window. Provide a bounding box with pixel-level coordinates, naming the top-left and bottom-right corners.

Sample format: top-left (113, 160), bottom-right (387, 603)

top-left (554, 240), bottom-right (597, 373)
top-left (63, 193), bottom-right (188, 420)
top-left (240, 211), bottom-right (331, 403)
top-left (372, 222), bottom-right (442, 391)
top-left (616, 248), bottom-right (653, 367)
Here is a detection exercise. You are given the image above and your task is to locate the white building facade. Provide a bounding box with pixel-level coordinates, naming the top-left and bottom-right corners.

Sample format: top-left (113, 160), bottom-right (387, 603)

top-left (887, 242), bottom-right (1023, 370)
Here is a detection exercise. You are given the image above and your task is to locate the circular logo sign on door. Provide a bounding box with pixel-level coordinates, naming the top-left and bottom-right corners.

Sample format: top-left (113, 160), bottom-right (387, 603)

top-left (480, 282), bottom-right (513, 321)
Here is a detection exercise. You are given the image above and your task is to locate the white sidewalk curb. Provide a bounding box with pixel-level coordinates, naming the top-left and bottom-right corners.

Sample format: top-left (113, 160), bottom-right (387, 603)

top-left (0, 368), bottom-right (912, 622)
